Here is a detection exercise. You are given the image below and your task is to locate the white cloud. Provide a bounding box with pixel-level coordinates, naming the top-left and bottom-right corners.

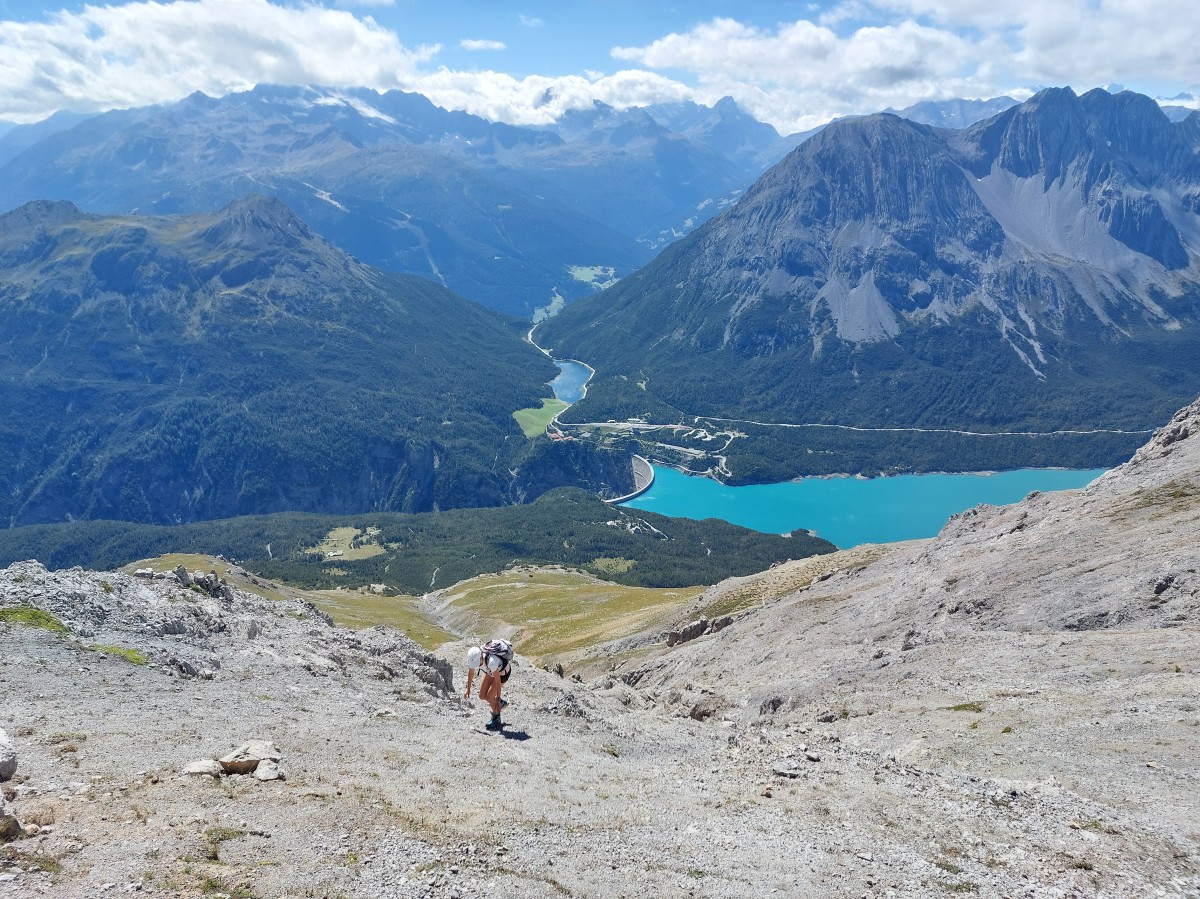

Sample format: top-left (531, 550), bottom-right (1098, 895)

top-left (411, 68), bottom-right (692, 126)
top-left (611, 6), bottom-right (1200, 132)
top-left (519, 15), bottom-right (544, 28)
top-left (0, 0), bottom-right (689, 126)
top-left (0, 0), bottom-right (1196, 132)
top-left (613, 16), bottom-right (987, 130)
top-left (0, 0), bottom-right (435, 122)
top-left (460, 39), bottom-right (507, 52)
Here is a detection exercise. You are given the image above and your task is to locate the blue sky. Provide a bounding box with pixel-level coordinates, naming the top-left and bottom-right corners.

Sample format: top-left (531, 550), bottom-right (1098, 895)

top-left (1, 1), bottom-right (1197, 130)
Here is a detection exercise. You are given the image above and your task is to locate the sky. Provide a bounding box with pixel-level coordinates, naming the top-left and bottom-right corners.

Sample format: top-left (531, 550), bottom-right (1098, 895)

top-left (0, 0), bottom-right (1197, 132)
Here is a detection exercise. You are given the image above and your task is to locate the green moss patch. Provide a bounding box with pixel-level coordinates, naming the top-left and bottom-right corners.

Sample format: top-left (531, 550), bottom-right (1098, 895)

top-left (89, 644), bottom-right (149, 665)
top-left (947, 701), bottom-right (986, 713)
top-left (0, 605), bottom-right (70, 635)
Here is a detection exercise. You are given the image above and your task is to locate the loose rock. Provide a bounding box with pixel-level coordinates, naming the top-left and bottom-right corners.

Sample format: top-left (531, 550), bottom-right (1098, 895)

top-left (0, 727), bottom-right (16, 781)
top-left (219, 740), bottom-right (282, 775)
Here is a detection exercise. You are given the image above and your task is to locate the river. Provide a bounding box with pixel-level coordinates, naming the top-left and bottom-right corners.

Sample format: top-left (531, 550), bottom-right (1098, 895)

top-left (548, 359), bottom-right (591, 405)
top-left (621, 464), bottom-right (1108, 549)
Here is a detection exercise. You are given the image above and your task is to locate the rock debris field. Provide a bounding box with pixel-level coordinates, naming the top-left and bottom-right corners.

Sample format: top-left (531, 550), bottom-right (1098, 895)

top-left (2, 399), bottom-right (1199, 898)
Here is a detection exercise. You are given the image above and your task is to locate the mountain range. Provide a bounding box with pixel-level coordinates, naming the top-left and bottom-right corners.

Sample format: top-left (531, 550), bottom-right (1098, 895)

top-left (0, 87), bottom-right (799, 317)
top-left (539, 88), bottom-right (1200, 477)
top-left (0, 194), bottom-right (612, 526)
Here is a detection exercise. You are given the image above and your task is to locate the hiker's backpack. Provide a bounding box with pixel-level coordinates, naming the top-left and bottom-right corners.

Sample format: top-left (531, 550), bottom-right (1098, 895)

top-left (483, 639), bottom-right (514, 665)
top-left (483, 639), bottom-right (515, 681)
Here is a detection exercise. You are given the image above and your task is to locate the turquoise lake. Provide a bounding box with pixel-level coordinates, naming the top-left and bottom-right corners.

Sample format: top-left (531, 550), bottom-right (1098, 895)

top-left (621, 465), bottom-right (1109, 548)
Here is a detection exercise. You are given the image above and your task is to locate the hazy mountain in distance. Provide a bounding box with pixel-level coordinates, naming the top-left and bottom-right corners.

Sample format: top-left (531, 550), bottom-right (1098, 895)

top-left (0, 87), bottom-right (805, 317)
top-left (0, 110), bottom-right (96, 167)
top-left (538, 88), bottom-right (1200, 476)
top-left (886, 96), bottom-right (1019, 128)
top-left (0, 86), bottom-right (647, 318)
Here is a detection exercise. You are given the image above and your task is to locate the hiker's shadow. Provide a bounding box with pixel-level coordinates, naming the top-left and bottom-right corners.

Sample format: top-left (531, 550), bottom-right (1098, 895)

top-left (498, 729), bottom-right (531, 741)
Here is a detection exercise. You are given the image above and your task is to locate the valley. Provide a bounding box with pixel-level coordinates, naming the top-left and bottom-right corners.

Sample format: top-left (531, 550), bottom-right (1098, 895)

top-left (1, 67), bottom-right (1199, 899)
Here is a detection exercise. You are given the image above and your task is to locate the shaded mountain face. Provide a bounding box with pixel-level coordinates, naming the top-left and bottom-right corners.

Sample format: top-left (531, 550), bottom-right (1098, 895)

top-left (539, 88), bottom-right (1200, 452)
top-left (0, 195), bottom-right (564, 526)
top-left (0, 87), bottom-right (795, 317)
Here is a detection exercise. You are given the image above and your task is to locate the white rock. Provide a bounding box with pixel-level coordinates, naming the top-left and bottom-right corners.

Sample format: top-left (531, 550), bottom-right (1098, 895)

top-left (253, 759), bottom-right (284, 781)
top-left (183, 759), bottom-right (223, 778)
top-left (219, 740), bottom-right (281, 775)
top-left (0, 727), bottom-right (17, 781)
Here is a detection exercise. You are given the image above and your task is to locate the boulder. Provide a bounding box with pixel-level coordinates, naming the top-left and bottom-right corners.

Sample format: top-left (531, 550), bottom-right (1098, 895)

top-left (253, 759), bottom-right (284, 781)
top-left (709, 615), bottom-right (734, 633)
top-left (772, 759), bottom-right (803, 778)
top-left (679, 618), bottom-right (709, 643)
top-left (0, 814), bottom-right (23, 843)
top-left (183, 759), bottom-right (223, 778)
top-left (173, 565), bottom-right (192, 587)
top-left (219, 740), bottom-right (281, 775)
top-left (0, 728), bottom-right (16, 781)
top-left (667, 617), bottom-right (710, 648)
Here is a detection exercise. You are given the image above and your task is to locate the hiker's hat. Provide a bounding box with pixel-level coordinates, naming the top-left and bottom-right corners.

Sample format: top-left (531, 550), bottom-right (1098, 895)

top-left (466, 646), bottom-right (482, 669)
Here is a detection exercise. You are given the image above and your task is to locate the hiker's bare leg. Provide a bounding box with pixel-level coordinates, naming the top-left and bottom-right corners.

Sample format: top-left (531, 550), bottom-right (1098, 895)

top-left (479, 671), bottom-right (502, 716)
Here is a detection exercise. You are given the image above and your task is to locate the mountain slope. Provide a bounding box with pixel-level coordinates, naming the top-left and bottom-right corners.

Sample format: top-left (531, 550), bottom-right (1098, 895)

top-left (0, 402), bottom-right (1195, 897)
top-left (0, 195), bottom-right (562, 525)
top-left (539, 88), bottom-right (1200, 475)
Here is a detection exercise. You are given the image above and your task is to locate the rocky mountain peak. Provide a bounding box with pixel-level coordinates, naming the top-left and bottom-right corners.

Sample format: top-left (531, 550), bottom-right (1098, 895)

top-left (0, 199), bottom-right (87, 237)
top-left (969, 86), bottom-right (1093, 183)
top-left (197, 193), bottom-right (314, 252)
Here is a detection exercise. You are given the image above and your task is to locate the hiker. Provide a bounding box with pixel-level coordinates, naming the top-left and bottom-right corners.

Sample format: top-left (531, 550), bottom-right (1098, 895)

top-left (464, 639), bottom-right (514, 730)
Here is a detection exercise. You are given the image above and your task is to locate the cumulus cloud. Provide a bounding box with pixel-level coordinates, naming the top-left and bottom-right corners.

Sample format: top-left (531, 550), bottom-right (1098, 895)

top-left (613, 16), bottom-right (990, 130)
top-left (0, 0), bottom-right (435, 122)
top-left (0, 0), bottom-right (1196, 131)
top-left (411, 68), bottom-right (692, 126)
top-left (460, 39), bottom-right (507, 52)
top-left (0, 0), bottom-right (691, 126)
top-left (611, 5), bottom-right (1200, 131)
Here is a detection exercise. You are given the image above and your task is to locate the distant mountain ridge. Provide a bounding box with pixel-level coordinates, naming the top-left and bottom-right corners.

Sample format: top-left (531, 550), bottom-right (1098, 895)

top-left (0, 86), bottom-right (796, 316)
top-left (885, 96), bottom-right (1019, 128)
top-left (0, 195), bottom-right (582, 526)
top-left (538, 88), bottom-right (1200, 476)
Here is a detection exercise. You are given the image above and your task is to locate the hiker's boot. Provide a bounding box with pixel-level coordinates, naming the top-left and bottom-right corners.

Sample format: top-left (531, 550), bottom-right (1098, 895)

top-left (486, 714), bottom-right (503, 731)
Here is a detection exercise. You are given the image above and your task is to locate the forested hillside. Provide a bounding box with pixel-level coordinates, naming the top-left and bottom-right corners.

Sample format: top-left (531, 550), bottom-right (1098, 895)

top-left (0, 489), bottom-right (835, 593)
top-left (0, 196), bottom-right (568, 525)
